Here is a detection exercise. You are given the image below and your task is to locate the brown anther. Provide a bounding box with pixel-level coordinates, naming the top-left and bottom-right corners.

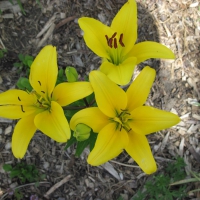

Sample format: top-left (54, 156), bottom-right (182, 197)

top-left (105, 35), bottom-right (109, 46)
top-left (114, 38), bottom-right (117, 49)
top-left (119, 34), bottom-right (125, 47)
top-left (18, 97), bottom-right (21, 101)
top-left (108, 38), bottom-right (113, 48)
top-left (111, 32), bottom-right (117, 39)
top-left (21, 105), bottom-right (25, 113)
top-left (38, 81), bottom-right (41, 86)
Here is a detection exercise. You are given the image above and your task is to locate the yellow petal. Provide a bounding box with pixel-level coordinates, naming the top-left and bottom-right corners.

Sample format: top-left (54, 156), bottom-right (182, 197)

top-left (111, 0), bottom-right (137, 56)
top-left (100, 57), bottom-right (137, 85)
top-left (0, 105), bottom-right (41, 119)
top-left (53, 82), bottom-right (93, 106)
top-left (78, 17), bottom-right (113, 59)
top-left (87, 122), bottom-right (129, 166)
top-left (126, 66), bottom-right (156, 111)
top-left (29, 45), bottom-right (58, 99)
top-left (0, 90), bottom-right (35, 105)
top-left (34, 101), bottom-right (70, 142)
top-left (12, 114), bottom-right (37, 158)
top-left (125, 130), bottom-right (157, 174)
top-left (128, 41), bottom-right (175, 65)
top-left (89, 71), bottom-right (127, 117)
top-left (130, 106), bottom-right (180, 135)
top-left (70, 107), bottom-right (109, 133)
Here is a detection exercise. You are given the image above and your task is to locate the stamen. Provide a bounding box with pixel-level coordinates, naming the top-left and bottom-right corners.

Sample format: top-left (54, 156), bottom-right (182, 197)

top-left (128, 128), bottom-right (132, 132)
top-left (108, 38), bottom-right (113, 48)
top-left (114, 38), bottom-right (117, 49)
top-left (41, 91), bottom-right (45, 94)
top-left (119, 34), bottom-right (125, 47)
top-left (37, 99), bottom-right (42, 104)
top-left (18, 97), bottom-right (21, 101)
top-left (105, 35), bottom-right (109, 46)
top-left (111, 32), bottom-right (117, 39)
top-left (38, 81), bottom-right (41, 86)
top-left (21, 105), bottom-right (25, 112)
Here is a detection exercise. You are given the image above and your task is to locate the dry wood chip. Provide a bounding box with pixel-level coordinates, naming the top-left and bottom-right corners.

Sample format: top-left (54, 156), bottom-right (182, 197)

top-left (101, 162), bottom-right (121, 180)
top-left (36, 14), bottom-right (57, 38)
top-left (55, 16), bottom-right (76, 30)
top-left (160, 131), bottom-right (170, 152)
top-left (44, 175), bottom-right (71, 199)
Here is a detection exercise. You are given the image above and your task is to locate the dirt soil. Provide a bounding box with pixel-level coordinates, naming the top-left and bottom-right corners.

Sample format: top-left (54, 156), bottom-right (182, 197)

top-left (0, 0), bottom-right (200, 199)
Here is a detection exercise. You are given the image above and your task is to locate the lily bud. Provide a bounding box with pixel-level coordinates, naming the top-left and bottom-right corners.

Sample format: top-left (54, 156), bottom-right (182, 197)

top-left (65, 66), bottom-right (78, 82)
top-left (73, 124), bottom-right (91, 141)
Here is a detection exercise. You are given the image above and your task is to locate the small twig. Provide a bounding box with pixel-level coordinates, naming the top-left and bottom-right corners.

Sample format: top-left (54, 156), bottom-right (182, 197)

top-left (0, 38), bottom-right (6, 49)
top-left (110, 160), bottom-right (140, 168)
top-left (43, 175), bottom-right (71, 199)
top-left (55, 16), bottom-right (76, 30)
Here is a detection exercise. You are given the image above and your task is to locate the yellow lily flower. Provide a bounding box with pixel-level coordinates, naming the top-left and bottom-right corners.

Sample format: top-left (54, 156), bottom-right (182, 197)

top-left (0, 45), bottom-right (93, 158)
top-left (70, 67), bottom-right (180, 174)
top-left (78, 0), bottom-right (175, 85)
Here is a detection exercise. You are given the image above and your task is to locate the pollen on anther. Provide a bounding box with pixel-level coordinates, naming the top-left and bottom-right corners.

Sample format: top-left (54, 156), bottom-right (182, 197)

top-left (119, 34), bottom-right (125, 47)
top-left (114, 38), bottom-right (117, 49)
top-left (108, 38), bottom-right (113, 48)
top-left (21, 105), bottom-right (25, 113)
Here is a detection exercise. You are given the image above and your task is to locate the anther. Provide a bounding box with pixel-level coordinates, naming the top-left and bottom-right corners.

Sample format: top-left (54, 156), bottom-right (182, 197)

top-left (18, 97), bottom-right (21, 101)
top-left (119, 34), bottom-right (125, 47)
top-left (21, 105), bottom-right (25, 113)
top-left (105, 35), bottom-right (109, 46)
top-left (111, 32), bottom-right (117, 39)
top-left (37, 99), bottom-right (42, 104)
top-left (38, 81), bottom-right (41, 86)
top-left (128, 128), bottom-right (132, 132)
top-left (41, 91), bottom-right (45, 94)
top-left (114, 38), bottom-right (117, 49)
top-left (108, 38), bottom-right (113, 48)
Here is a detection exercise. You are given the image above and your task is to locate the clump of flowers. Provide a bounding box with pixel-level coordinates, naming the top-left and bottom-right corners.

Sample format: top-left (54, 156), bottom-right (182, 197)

top-left (0, 0), bottom-right (181, 175)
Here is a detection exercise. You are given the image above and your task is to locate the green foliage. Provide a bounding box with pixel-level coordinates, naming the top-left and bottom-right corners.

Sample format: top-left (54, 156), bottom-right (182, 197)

top-left (14, 53), bottom-right (34, 74)
top-left (14, 189), bottom-right (23, 200)
top-left (65, 130), bottom-right (97, 157)
top-left (65, 66), bottom-right (78, 82)
top-left (56, 68), bottom-right (67, 84)
top-left (132, 157), bottom-right (187, 200)
top-left (3, 162), bottom-right (45, 183)
top-left (16, 77), bottom-right (33, 92)
top-left (0, 49), bottom-right (7, 59)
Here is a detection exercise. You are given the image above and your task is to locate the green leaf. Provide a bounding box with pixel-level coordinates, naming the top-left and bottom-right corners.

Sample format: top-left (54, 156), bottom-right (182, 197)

top-left (3, 164), bottom-right (12, 171)
top-left (18, 53), bottom-right (24, 62)
top-left (27, 60), bottom-right (33, 67)
top-left (65, 66), bottom-right (78, 82)
top-left (89, 131), bottom-right (97, 151)
top-left (16, 77), bottom-right (32, 92)
top-left (16, 0), bottom-right (26, 15)
top-left (14, 62), bottom-right (23, 68)
top-left (64, 135), bottom-right (76, 150)
top-left (75, 139), bottom-right (90, 157)
top-left (10, 169), bottom-right (21, 178)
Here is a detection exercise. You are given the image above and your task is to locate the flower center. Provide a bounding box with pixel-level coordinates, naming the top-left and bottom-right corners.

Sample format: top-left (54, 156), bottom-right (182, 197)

top-left (105, 32), bottom-right (125, 49)
top-left (105, 32), bottom-right (125, 65)
top-left (112, 110), bottom-right (132, 132)
top-left (31, 91), bottom-right (51, 109)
